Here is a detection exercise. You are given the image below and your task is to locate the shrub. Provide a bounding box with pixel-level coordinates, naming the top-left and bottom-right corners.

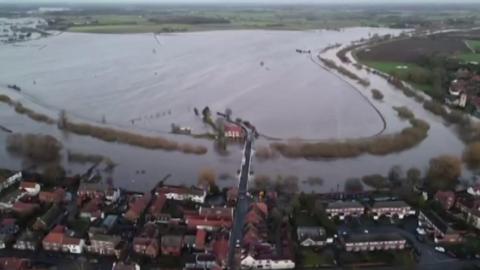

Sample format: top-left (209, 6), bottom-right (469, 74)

top-left (6, 133), bottom-right (62, 162)
top-left (423, 100), bottom-right (447, 117)
top-left (393, 106), bottom-right (414, 120)
top-left (371, 89), bottom-right (384, 100)
top-left (463, 142), bottom-right (480, 168)
top-left (362, 174), bottom-right (389, 189)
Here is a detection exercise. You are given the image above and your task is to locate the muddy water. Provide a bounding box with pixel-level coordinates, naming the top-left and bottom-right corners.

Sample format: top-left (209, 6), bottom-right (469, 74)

top-left (1, 27), bottom-right (468, 193)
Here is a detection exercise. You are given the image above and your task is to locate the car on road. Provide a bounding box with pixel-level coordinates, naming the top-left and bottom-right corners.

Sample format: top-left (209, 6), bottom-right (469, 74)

top-left (236, 239), bottom-right (241, 248)
top-left (435, 246), bottom-right (446, 253)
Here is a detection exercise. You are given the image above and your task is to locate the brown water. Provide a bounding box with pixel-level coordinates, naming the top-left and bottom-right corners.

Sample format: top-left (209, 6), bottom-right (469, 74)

top-left (0, 27), bottom-right (470, 192)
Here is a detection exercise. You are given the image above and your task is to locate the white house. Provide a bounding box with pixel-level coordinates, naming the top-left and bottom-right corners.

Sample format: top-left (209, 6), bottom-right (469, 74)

top-left (63, 238), bottom-right (85, 254)
top-left (19, 181), bottom-right (41, 196)
top-left (156, 186), bottom-right (206, 204)
top-left (106, 188), bottom-right (121, 205)
top-left (297, 226), bottom-right (327, 247)
top-left (241, 255), bottom-right (295, 270)
top-left (0, 172), bottom-right (22, 193)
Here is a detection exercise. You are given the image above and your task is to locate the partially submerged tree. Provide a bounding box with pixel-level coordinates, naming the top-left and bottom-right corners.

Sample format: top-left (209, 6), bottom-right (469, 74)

top-left (427, 155), bottom-right (461, 191)
top-left (344, 178), bottom-right (364, 193)
top-left (198, 167), bottom-right (216, 189)
top-left (463, 142), bottom-right (480, 169)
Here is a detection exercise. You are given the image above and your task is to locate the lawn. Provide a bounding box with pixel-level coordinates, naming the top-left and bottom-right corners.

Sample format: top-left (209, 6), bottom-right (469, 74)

top-left (301, 248), bottom-right (335, 267)
top-left (466, 39), bottom-right (480, 51)
top-left (363, 61), bottom-right (433, 93)
top-left (458, 52), bottom-right (480, 63)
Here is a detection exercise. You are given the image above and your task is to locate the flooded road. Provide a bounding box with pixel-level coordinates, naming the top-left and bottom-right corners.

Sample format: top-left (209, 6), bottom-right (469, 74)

top-left (0, 27), bottom-right (469, 193)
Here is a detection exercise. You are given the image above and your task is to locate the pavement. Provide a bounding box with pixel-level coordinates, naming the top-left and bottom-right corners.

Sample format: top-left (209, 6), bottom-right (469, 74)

top-left (228, 128), bottom-right (254, 270)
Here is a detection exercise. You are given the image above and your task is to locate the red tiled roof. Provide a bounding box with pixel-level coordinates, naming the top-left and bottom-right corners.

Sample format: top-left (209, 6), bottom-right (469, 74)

top-left (125, 194), bottom-right (150, 222)
top-left (12, 202), bottom-right (39, 214)
top-left (195, 229), bottom-right (206, 250)
top-left (199, 207), bottom-right (233, 220)
top-left (224, 123), bottom-right (243, 133)
top-left (149, 194), bottom-right (167, 217)
top-left (212, 235), bottom-right (229, 264)
top-left (0, 257), bottom-right (30, 270)
top-left (185, 216), bottom-right (232, 229)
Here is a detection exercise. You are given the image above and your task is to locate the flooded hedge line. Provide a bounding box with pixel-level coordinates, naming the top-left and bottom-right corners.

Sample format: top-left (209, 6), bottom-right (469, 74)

top-left (0, 94), bottom-right (55, 125)
top-left (60, 120), bottom-right (208, 155)
top-left (319, 57), bottom-right (370, 87)
top-left (265, 117), bottom-right (429, 159)
top-left (0, 94), bottom-right (207, 155)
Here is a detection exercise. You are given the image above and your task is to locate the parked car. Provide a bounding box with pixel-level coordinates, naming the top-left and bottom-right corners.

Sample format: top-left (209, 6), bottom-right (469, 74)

top-left (435, 246), bottom-right (446, 253)
top-left (416, 227), bottom-right (426, 235)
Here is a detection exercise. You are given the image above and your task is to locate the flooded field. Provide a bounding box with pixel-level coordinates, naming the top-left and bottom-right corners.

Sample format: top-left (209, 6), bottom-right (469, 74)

top-left (0, 27), bottom-right (469, 193)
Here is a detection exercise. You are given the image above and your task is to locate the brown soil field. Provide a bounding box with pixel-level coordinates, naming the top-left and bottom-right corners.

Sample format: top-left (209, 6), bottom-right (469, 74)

top-left (357, 35), bottom-right (469, 63)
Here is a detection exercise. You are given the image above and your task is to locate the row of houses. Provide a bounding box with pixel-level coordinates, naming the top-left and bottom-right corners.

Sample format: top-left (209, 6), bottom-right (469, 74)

top-left (325, 200), bottom-right (414, 220)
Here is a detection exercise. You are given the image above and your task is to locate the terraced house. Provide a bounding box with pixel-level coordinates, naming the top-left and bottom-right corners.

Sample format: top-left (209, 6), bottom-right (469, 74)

top-left (342, 233), bottom-right (407, 252)
top-left (326, 201), bottom-right (364, 219)
top-left (369, 200), bottom-right (413, 220)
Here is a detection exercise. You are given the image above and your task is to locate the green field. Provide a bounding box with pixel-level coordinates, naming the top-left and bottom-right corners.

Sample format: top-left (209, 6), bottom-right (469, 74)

top-left (69, 24), bottom-right (189, 34)
top-left (467, 39), bottom-right (480, 51)
top-left (458, 53), bottom-right (480, 62)
top-left (364, 61), bottom-right (433, 92)
top-left (301, 248), bottom-right (335, 267)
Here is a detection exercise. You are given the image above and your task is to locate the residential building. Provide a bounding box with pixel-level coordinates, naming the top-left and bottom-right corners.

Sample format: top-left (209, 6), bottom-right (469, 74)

top-left (147, 194), bottom-right (170, 223)
top-left (39, 188), bottom-right (65, 204)
top-left (342, 233), bottom-right (407, 252)
top-left (0, 172), bottom-right (21, 193)
top-left (161, 235), bottom-right (183, 256)
top-left (326, 201), bottom-right (364, 219)
top-left (199, 207), bottom-right (233, 220)
top-left (19, 181), bottom-right (40, 196)
top-left (13, 230), bottom-right (43, 251)
top-left (105, 188), bottom-right (121, 205)
top-left (0, 257), bottom-right (31, 270)
top-left (0, 218), bottom-right (19, 249)
top-left (435, 191), bottom-right (456, 210)
top-left (224, 123), bottom-right (245, 139)
top-left (195, 229), bottom-right (206, 250)
top-left (133, 223), bottom-right (159, 258)
top-left (212, 234), bottom-right (229, 268)
top-left (297, 226), bottom-right (327, 247)
top-left (418, 210), bottom-right (463, 244)
top-left (456, 192), bottom-right (480, 230)
top-left (185, 215), bottom-right (232, 231)
top-left (42, 225), bottom-right (85, 254)
top-left (86, 232), bottom-right (121, 257)
top-left (156, 186), bottom-right (206, 204)
top-left (112, 262), bottom-right (141, 270)
top-left (80, 198), bottom-right (104, 222)
top-left (370, 200), bottom-right (413, 219)
top-left (11, 202), bottom-right (39, 217)
top-left (77, 181), bottom-right (107, 200)
top-left (124, 194), bottom-right (150, 223)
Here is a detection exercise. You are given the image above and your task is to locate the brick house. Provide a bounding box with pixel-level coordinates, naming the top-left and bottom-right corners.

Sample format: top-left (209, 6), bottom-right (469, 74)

top-left (42, 225), bottom-right (85, 254)
top-left (0, 257), bottom-right (31, 270)
top-left (13, 230), bottom-right (43, 251)
top-left (418, 210), bottom-right (463, 244)
top-left (133, 223), bottom-right (159, 258)
top-left (456, 192), bottom-right (480, 230)
top-left (39, 188), bottom-right (65, 204)
top-left (147, 194), bottom-right (170, 223)
top-left (161, 235), bottom-right (183, 256)
top-left (80, 198), bottom-right (104, 222)
top-left (370, 200), bottom-right (413, 219)
top-left (342, 233), bottom-right (407, 252)
top-left (86, 232), bottom-right (122, 257)
top-left (124, 194), bottom-right (151, 223)
top-left (224, 123), bottom-right (245, 139)
top-left (326, 201), bottom-right (364, 219)
top-left (11, 202), bottom-right (39, 217)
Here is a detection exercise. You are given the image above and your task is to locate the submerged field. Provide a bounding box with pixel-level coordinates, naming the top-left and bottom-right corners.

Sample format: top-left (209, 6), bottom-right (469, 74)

top-left (0, 28), bottom-right (399, 140)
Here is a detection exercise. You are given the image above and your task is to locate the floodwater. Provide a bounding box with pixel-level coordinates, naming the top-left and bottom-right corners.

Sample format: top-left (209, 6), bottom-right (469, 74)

top-left (0, 27), bottom-right (470, 193)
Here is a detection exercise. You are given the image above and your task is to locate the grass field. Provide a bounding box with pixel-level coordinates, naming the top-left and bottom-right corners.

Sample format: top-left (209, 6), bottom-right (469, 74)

top-left (458, 52), bottom-right (480, 62)
top-left (69, 24), bottom-right (189, 33)
top-left (364, 61), bottom-right (433, 92)
top-left (466, 39), bottom-right (480, 51)
top-left (301, 248), bottom-right (335, 267)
